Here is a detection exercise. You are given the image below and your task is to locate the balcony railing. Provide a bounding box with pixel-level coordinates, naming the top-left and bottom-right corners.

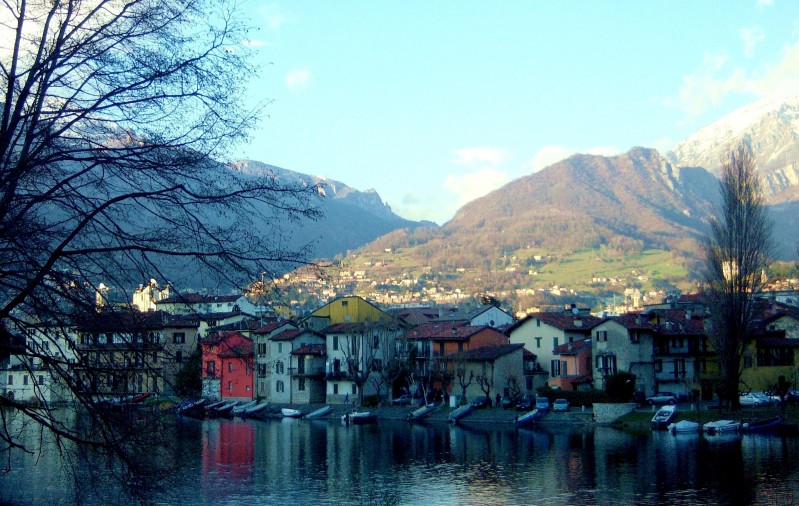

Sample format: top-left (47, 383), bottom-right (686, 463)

top-left (288, 366), bottom-right (325, 378)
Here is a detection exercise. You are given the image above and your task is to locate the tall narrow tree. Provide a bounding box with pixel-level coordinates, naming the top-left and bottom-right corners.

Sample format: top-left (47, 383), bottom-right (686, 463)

top-left (702, 143), bottom-right (773, 409)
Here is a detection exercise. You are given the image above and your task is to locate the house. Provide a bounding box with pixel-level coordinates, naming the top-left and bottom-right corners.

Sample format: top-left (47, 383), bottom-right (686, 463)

top-left (435, 304), bottom-right (515, 329)
top-left (740, 302), bottom-right (799, 392)
top-left (446, 343), bottom-right (525, 404)
top-left (508, 308), bottom-right (601, 381)
top-left (252, 320), bottom-right (298, 399)
top-left (156, 292), bottom-right (257, 317)
top-left (201, 331), bottom-right (254, 401)
top-left (268, 328), bottom-right (326, 403)
top-left (304, 295), bottom-right (395, 331)
top-left (73, 309), bottom-right (165, 398)
top-left (591, 314), bottom-right (657, 397)
top-left (160, 313), bottom-right (202, 396)
top-left (548, 338), bottom-right (593, 391)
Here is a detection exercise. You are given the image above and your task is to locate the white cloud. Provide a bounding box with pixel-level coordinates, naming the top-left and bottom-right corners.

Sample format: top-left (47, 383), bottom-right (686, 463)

top-left (756, 0), bottom-right (773, 7)
top-left (451, 147), bottom-right (508, 166)
top-left (748, 41), bottom-right (799, 97)
top-left (285, 69), bottom-right (311, 93)
top-left (443, 167), bottom-right (510, 209)
top-left (668, 52), bottom-right (746, 119)
top-left (741, 27), bottom-right (765, 58)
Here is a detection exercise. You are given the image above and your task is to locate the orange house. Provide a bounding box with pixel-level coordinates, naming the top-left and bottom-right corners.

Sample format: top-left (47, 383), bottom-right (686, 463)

top-left (201, 331), bottom-right (254, 400)
top-left (548, 338), bottom-right (593, 391)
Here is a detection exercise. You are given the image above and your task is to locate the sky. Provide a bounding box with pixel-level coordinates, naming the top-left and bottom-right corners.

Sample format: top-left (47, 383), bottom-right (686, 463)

top-left (237, 1), bottom-right (799, 225)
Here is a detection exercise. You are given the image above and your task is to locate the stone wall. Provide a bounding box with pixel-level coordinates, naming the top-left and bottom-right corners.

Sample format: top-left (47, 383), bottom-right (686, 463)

top-left (592, 402), bottom-right (636, 424)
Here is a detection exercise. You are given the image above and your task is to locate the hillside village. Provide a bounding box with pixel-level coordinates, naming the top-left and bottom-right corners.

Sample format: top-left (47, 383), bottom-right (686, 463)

top-left (5, 279), bottom-right (799, 411)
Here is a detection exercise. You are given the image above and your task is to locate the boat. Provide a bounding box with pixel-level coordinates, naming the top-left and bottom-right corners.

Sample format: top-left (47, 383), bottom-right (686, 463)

top-left (448, 403), bottom-right (473, 423)
top-left (514, 409), bottom-right (542, 427)
top-left (210, 401), bottom-right (239, 418)
top-left (232, 400), bottom-right (258, 416)
top-left (341, 411), bottom-right (377, 425)
top-left (305, 405), bottom-right (332, 420)
top-left (650, 405), bottom-right (677, 430)
top-left (741, 415), bottom-right (783, 433)
top-left (242, 401), bottom-right (271, 418)
top-left (703, 420), bottom-right (740, 434)
top-left (203, 400), bottom-right (226, 413)
top-left (668, 420), bottom-right (700, 433)
top-left (177, 399), bottom-right (207, 418)
top-left (407, 403), bottom-right (439, 422)
top-left (281, 408), bottom-right (303, 418)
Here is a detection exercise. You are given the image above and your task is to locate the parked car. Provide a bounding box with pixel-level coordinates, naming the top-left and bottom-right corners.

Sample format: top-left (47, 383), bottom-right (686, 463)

top-left (739, 392), bottom-right (767, 407)
top-left (552, 399), bottom-right (569, 412)
top-left (748, 392), bottom-right (778, 406)
top-left (515, 396), bottom-right (533, 411)
top-left (392, 394), bottom-right (412, 406)
top-left (535, 397), bottom-right (550, 413)
top-left (471, 396), bottom-right (489, 409)
top-left (787, 389), bottom-right (799, 404)
top-left (646, 392), bottom-right (677, 405)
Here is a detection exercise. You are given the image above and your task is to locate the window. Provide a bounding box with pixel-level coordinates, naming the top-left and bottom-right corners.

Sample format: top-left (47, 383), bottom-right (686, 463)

top-left (276, 380), bottom-right (284, 392)
top-left (333, 383), bottom-right (339, 395)
top-left (258, 343), bottom-right (266, 355)
top-left (333, 336), bottom-right (339, 351)
top-left (176, 351), bottom-right (183, 364)
top-left (674, 359), bottom-right (686, 378)
top-left (373, 334), bottom-right (379, 348)
top-left (228, 362), bottom-right (233, 373)
top-left (38, 375), bottom-right (44, 385)
top-left (536, 319), bottom-right (541, 327)
top-left (630, 331), bottom-right (640, 344)
top-left (276, 361), bottom-right (284, 374)
top-left (246, 363), bottom-right (251, 376)
top-left (207, 361), bottom-right (216, 375)
top-left (595, 330), bottom-right (607, 342)
top-left (228, 381), bottom-right (232, 391)
top-left (655, 360), bottom-right (663, 373)
top-left (341, 300), bottom-right (348, 307)
top-left (551, 360), bottom-right (561, 377)
top-left (595, 355), bottom-right (617, 375)
top-left (278, 343), bottom-right (283, 353)
top-left (23, 375), bottom-right (28, 385)
top-left (458, 342), bottom-right (463, 352)
top-left (173, 332), bottom-right (185, 344)
top-left (298, 377), bottom-right (306, 391)
top-left (351, 384), bottom-right (357, 395)
top-left (152, 352), bottom-right (158, 364)
top-left (553, 337), bottom-right (558, 349)
top-left (535, 337), bottom-right (541, 349)
top-left (246, 385), bottom-right (251, 391)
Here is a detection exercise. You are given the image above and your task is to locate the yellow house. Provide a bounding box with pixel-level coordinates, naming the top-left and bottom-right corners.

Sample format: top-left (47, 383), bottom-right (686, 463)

top-left (740, 305), bottom-right (799, 392)
top-left (304, 296), bottom-right (393, 331)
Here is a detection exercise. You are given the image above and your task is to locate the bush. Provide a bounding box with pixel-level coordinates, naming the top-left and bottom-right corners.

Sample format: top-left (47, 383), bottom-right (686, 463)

top-left (604, 372), bottom-right (636, 403)
top-left (362, 395), bottom-right (379, 408)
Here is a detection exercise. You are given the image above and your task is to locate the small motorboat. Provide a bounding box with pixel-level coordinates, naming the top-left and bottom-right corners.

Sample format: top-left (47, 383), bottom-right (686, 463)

top-left (177, 399), bottom-right (207, 418)
top-left (341, 411), bottom-right (376, 425)
top-left (232, 400), bottom-right (258, 416)
top-left (650, 405), bottom-right (677, 430)
top-left (741, 415), bottom-right (783, 433)
top-left (243, 401), bottom-right (270, 418)
top-left (514, 409), bottom-right (542, 427)
top-left (281, 408), bottom-right (303, 418)
top-left (448, 403), bottom-right (473, 423)
top-left (407, 403), bottom-right (439, 422)
top-left (210, 401), bottom-right (239, 418)
top-left (703, 420), bottom-right (740, 434)
top-left (668, 420), bottom-right (700, 433)
top-left (305, 405), bottom-right (332, 420)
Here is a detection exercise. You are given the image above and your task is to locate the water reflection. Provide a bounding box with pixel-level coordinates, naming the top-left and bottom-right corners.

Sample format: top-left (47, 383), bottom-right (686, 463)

top-left (3, 412), bottom-right (799, 505)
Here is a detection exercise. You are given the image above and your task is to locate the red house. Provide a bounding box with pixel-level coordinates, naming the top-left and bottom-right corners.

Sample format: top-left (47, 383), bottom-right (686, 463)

top-left (201, 331), bottom-right (254, 400)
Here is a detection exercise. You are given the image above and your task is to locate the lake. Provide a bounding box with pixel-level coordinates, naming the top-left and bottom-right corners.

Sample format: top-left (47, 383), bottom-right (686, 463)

top-left (2, 413), bottom-right (799, 505)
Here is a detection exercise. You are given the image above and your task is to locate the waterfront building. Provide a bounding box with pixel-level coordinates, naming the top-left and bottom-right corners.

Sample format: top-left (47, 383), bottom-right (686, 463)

top-left (201, 331), bottom-right (254, 401)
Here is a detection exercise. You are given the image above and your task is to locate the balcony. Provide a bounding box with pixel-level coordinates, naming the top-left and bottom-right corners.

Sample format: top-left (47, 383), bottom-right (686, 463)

top-left (325, 370), bottom-right (349, 381)
top-left (289, 366), bottom-right (325, 378)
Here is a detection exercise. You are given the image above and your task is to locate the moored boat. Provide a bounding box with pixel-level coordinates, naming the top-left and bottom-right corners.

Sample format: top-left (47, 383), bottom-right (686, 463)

top-left (741, 415), bottom-right (783, 433)
top-left (341, 411), bottom-right (376, 425)
top-left (177, 399), bottom-right (207, 418)
top-left (651, 405), bottom-right (677, 430)
top-left (407, 403), bottom-right (439, 422)
top-left (514, 408), bottom-right (542, 427)
top-left (281, 408), bottom-right (303, 418)
top-left (243, 401), bottom-right (270, 417)
top-left (703, 419), bottom-right (740, 434)
top-left (448, 403), bottom-right (473, 423)
top-left (210, 401), bottom-right (239, 418)
top-left (668, 420), bottom-right (700, 433)
top-left (232, 400), bottom-right (258, 416)
top-left (305, 405), bottom-right (332, 420)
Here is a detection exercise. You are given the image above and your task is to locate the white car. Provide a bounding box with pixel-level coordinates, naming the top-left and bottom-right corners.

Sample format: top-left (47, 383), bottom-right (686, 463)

top-left (739, 393), bottom-right (767, 407)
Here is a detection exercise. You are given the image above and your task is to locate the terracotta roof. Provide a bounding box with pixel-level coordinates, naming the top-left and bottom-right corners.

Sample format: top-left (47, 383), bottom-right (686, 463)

top-left (201, 331), bottom-right (252, 347)
top-left (387, 307), bottom-right (451, 326)
top-left (270, 329), bottom-right (324, 341)
top-left (553, 338), bottom-right (592, 355)
top-left (291, 344), bottom-right (326, 356)
top-left (508, 311), bottom-right (602, 333)
top-left (448, 343), bottom-right (524, 361)
top-left (253, 321), bottom-right (296, 334)
top-left (400, 321), bottom-right (479, 341)
top-left (218, 342), bottom-right (254, 358)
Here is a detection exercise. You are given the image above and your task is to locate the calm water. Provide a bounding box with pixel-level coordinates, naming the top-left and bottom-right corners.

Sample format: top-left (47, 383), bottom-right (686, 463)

top-left (2, 413), bottom-right (799, 505)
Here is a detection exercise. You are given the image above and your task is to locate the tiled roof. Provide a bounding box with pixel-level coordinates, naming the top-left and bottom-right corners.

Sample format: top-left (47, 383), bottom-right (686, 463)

top-left (553, 338), bottom-right (592, 355)
top-left (270, 329), bottom-right (305, 341)
top-left (508, 311), bottom-right (602, 333)
top-left (291, 344), bottom-right (326, 356)
top-left (201, 331), bottom-right (252, 346)
top-left (400, 321), bottom-right (484, 341)
top-left (448, 343), bottom-right (524, 361)
top-left (218, 342), bottom-right (254, 357)
top-left (253, 320), bottom-right (296, 334)
top-left (387, 307), bottom-right (451, 326)
top-left (323, 321), bottom-right (402, 334)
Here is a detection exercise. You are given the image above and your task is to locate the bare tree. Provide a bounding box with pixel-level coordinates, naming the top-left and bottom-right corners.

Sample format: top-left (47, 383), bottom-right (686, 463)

top-left (702, 142), bottom-right (773, 410)
top-left (475, 367), bottom-right (494, 406)
top-left (370, 325), bottom-right (406, 403)
top-left (453, 354), bottom-right (474, 404)
top-left (339, 323), bottom-right (380, 405)
top-left (0, 0), bottom-right (319, 498)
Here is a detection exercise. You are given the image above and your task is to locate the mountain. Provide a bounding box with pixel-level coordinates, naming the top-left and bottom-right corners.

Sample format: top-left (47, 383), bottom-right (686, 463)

top-left (232, 160), bottom-right (431, 260)
top-left (669, 96), bottom-right (799, 203)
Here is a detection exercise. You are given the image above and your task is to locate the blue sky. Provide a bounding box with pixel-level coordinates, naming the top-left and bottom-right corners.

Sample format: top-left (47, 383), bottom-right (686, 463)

top-left (238, 1), bottom-right (799, 225)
